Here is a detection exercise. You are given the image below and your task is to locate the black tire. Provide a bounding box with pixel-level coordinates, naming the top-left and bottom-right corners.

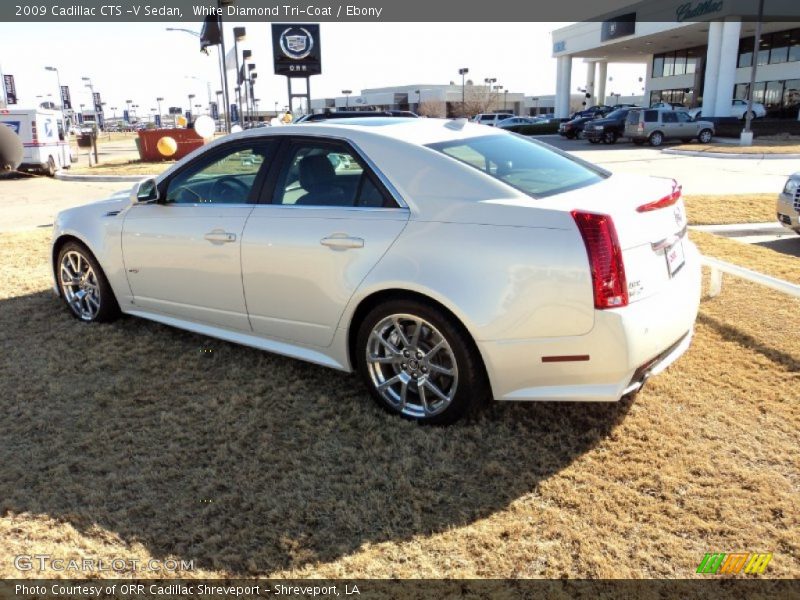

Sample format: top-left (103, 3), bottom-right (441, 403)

top-left (588, 139), bottom-right (600, 144)
top-left (698, 128), bottom-right (713, 144)
top-left (355, 299), bottom-right (489, 425)
top-left (565, 131), bottom-right (576, 140)
top-left (56, 241), bottom-right (120, 323)
top-left (46, 156), bottom-right (56, 177)
top-left (603, 131), bottom-right (618, 144)
top-left (648, 131), bottom-right (664, 147)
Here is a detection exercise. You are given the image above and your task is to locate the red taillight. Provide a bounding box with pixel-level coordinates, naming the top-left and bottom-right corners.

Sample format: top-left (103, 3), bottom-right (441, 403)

top-left (571, 210), bottom-right (628, 309)
top-left (637, 180), bottom-right (682, 212)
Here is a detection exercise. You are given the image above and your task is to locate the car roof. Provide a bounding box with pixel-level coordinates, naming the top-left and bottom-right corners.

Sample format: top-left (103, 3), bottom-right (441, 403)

top-left (223, 117), bottom-right (507, 148)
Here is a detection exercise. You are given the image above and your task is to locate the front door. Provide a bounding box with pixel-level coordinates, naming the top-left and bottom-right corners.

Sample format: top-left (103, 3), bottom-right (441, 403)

top-left (241, 138), bottom-right (409, 347)
top-left (122, 140), bottom-right (275, 331)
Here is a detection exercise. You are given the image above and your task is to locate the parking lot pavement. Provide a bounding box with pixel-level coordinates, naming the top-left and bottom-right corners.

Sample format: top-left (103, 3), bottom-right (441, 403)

top-left (0, 175), bottom-right (127, 232)
top-left (539, 134), bottom-right (799, 196)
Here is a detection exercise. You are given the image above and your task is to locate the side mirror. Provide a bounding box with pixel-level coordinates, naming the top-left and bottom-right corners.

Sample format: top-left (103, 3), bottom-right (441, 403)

top-left (130, 177), bottom-right (160, 204)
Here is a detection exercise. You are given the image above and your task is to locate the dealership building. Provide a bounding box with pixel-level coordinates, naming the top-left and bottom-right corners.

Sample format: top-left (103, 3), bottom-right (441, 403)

top-left (551, 1), bottom-right (800, 119)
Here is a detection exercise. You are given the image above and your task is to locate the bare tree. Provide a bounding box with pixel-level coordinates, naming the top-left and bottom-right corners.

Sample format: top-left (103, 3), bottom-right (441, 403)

top-left (417, 100), bottom-right (447, 118)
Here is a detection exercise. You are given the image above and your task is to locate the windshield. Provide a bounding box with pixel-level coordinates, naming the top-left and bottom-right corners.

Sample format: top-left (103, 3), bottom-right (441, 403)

top-left (427, 134), bottom-right (606, 198)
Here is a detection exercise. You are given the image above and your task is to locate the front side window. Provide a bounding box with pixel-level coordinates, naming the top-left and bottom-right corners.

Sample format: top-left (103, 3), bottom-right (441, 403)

top-left (165, 143), bottom-right (273, 204)
top-left (273, 141), bottom-right (395, 208)
top-left (428, 134), bottom-right (605, 198)
top-left (676, 112), bottom-right (692, 123)
top-left (662, 112), bottom-right (678, 123)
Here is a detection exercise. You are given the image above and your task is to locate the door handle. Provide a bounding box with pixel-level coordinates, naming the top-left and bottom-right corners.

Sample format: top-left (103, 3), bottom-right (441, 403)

top-left (320, 235), bottom-right (364, 250)
top-left (204, 230), bottom-right (237, 243)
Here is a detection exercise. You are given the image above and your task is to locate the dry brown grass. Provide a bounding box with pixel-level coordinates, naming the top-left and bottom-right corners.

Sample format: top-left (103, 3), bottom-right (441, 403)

top-left (684, 194), bottom-right (776, 226)
top-left (69, 160), bottom-right (173, 176)
top-left (689, 230), bottom-right (800, 285)
top-left (1, 230), bottom-right (798, 580)
top-left (672, 142), bottom-right (800, 154)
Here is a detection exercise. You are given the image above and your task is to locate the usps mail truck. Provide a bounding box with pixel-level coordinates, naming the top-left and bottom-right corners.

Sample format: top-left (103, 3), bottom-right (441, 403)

top-left (0, 108), bottom-right (74, 176)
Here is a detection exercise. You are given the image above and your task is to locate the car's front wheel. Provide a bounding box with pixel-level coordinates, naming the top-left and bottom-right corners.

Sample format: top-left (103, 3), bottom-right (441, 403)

top-left (603, 131), bottom-right (618, 144)
top-left (57, 241), bottom-right (120, 322)
top-left (356, 300), bottom-right (487, 424)
top-left (698, 128), bottom-right (713, 144)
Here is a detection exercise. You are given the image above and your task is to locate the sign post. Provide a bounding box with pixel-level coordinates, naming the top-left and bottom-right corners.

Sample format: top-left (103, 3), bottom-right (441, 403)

top-left (272, 24), bottom-right (322, 117)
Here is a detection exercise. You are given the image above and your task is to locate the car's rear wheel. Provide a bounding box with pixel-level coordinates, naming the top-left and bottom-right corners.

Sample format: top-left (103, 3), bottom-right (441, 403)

top-left (603, 131), bottom-right (618, 144)
top-left (46, 156), bottom-right (56, 177)
top-left (648, 132), bottom-right (664, 147)
top-left (356, 300), bottom-right (487, 424)
top-left (57, 241), bottom-right (120, 322)
top-left (698, 129), bottom-right (713, 144)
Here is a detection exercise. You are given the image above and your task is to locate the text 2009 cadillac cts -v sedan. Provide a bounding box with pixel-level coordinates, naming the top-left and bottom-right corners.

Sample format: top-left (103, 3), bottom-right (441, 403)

top-left (52, 118), bottom-right (701, 424)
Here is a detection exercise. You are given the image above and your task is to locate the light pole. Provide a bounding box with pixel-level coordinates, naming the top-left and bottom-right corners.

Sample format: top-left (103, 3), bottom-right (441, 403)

top-left (156, 97), bottom-right (163, 125)
top-left (495, 85), bottom-right (504, 110)
top-left (187, 94), bottom-right (195, 122)
top-left (233, 27), bottom-right (246, 125)
top-left (44, 66), bottom-right (64, 119)
top-left (742, 0), bottom-right (765, 144)
top-left (484, 77), bottom-right (497, 92)
top-left (342, 89), bottom-right (352, 109)
top-left (166, 25), bottom-right (231, 133)
top-left (81, 76), bottom-right (95, 114)
top-left (504, 89), bottom-right (509, 111)
top-left (458, 68), bottom-right (469, 115)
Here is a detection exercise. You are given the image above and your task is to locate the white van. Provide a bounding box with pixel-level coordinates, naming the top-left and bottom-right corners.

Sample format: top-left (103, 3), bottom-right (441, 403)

top-left (471, 112), bottom-right (515, 126)
top-left (0, 108), bottom-right (74, 176)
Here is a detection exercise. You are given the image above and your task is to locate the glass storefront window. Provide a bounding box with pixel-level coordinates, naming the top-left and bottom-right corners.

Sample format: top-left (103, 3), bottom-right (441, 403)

top-left (738, 37), bottom-right (754, 67)
top-left (652, 55), bottom-right (664, 78)
top-left (674, 51), bottom-right (687, 75)
top-left (663, 54), bottom-right (675, 77)
top-left (789, 30), bottom-right (800, 62)
top-left (784, 80), bottom-right (800, 113)
top-left (686, 54), bottom-right (698, 74)
top-left (734, 84), bottom-right (748, 101)
top-left (757, 38), bottom-right (771, 66)
top-left (765, 81), bottom-right (784, 114)
top-left (751, 82), bottom-right (766, 104)
top-left (770, 32), bottom-right (790, 63)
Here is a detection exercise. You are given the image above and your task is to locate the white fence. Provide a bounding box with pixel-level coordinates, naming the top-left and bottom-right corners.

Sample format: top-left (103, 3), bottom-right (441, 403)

top-left (701, 255), bottom-right (800, 299)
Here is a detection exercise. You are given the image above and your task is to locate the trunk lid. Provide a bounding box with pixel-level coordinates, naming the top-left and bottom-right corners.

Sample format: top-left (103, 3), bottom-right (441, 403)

top-left (538, 173), bottom-right (690, 303)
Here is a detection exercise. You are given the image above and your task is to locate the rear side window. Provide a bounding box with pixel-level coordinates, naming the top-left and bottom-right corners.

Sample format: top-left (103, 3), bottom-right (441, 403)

top-left (644, 110), bottom-right (658, 123)
top-left (428, 134), bottom-right (606, 198)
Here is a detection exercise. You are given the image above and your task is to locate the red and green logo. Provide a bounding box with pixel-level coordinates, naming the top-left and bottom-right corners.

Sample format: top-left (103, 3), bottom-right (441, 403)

top-left (696, 553), bottom-right (772, 575)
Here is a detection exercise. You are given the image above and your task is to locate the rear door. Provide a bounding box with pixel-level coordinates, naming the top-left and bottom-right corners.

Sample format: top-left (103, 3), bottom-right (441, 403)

top-left (241, 137), bottom-right (409, 347)
top-left (660, 111), bottom-right (679, 138)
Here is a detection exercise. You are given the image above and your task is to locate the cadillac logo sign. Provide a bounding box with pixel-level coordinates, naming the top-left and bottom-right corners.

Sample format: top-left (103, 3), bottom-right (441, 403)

top-left (272, 23), bottom-right (322, 76)
top-left (280, 28), bottom-right (313, 59)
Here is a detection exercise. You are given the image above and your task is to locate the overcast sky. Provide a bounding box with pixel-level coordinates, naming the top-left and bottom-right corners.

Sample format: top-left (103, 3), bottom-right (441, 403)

top-left (0, 22), bottom-right (646, 113)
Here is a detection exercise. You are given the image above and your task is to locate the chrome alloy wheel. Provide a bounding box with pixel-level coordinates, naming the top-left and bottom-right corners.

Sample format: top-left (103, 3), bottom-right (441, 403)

top-left (366, 314), bottom-right (459, 419)
top-left (59, 250), bottom-right (101, 321)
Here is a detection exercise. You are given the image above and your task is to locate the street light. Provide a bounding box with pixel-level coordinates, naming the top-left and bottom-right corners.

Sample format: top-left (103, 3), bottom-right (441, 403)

top-left (495, 85), bottom-right (504, 110)
top-left (44, 66), bottom-right (64, 118)
top-left (484, 77), bottom-right (497, 91)
top-left (458, 67), bottom-right (469, 113)
top-left (233, 27), bottom-right (247, 126)
top-left (166, 26), bottom-right (231, 133)
top-left (156, 97), bottom-right (163, 123)
top-left (342, 89), bottom-right (352, 109)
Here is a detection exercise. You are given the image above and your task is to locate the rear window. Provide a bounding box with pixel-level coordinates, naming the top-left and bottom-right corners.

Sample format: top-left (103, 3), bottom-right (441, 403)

top-left (427, 134), bottom-right (606, 198)
top-left (626, 111), bottom-right (640, 125)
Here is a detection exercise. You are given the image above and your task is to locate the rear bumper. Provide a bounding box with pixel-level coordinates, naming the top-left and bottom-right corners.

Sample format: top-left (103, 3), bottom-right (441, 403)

top-left (19, 161), bottom-right (48, 172)
top-left (479, 241), bottom-right (702, 402)
top-left (585, 129), bottom-right (606, 141)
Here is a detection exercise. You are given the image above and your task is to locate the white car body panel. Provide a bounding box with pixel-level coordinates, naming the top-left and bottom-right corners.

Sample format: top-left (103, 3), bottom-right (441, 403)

top-left (52, 119), bottom-right (701, 404)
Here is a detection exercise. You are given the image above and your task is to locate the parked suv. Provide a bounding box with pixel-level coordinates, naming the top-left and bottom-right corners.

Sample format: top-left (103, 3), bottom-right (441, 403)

top-left (776, 172), bottom-right (800, 235)
top-left (624, 109), bottom-right (714, 147)
top-left (472, 113), bottom-right (515, 126)
top-left (584, 107), bottom-right (637, 144)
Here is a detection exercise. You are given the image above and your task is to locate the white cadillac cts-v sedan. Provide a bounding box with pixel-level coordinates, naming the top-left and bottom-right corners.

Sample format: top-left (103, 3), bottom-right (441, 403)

top-left (52, 118), bottom-right (701, 423)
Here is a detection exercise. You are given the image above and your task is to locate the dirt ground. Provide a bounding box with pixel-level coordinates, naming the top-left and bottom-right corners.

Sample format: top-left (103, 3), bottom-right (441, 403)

top-left (0, 227), bottom-right (797, 580)
top-left (683, 194), bottom-right (776, 226)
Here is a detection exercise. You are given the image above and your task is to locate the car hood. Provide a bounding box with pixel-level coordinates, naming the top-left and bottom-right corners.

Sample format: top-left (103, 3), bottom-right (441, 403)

top-left (588, 117), bottom-right (619, 126)
top-left (55, 187), bottom-right (132, 222)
